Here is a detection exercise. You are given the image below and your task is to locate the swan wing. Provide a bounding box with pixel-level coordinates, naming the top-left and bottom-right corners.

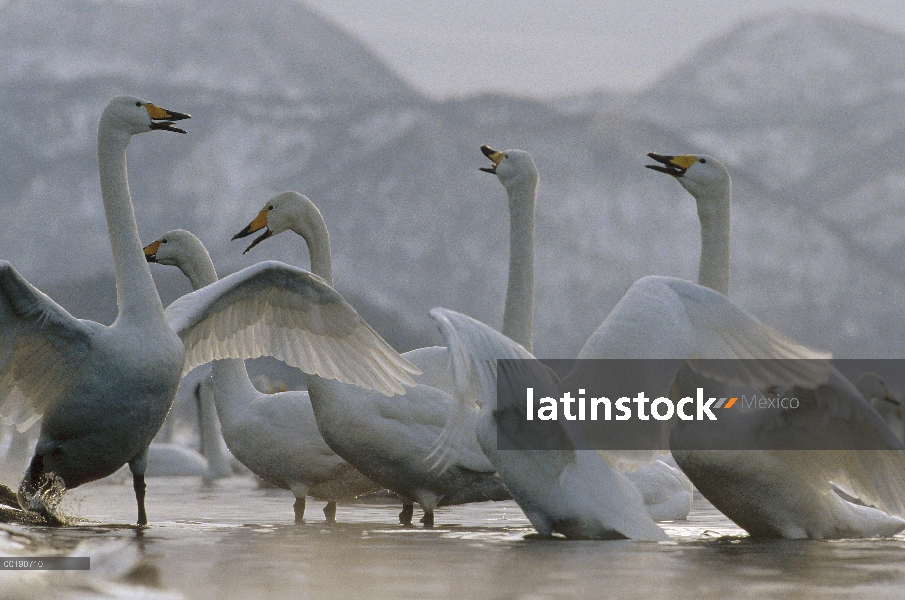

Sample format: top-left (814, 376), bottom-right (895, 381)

top-left (428, 308), bottom-right (570, 473)
top-left (0, 262), bottom-right (96, 430)
top-left (164, 261), bottom-right (419, 396)
top-left (759, 370), bottom-right (905, 517)
top-left (581, 276), bottom-right (832, 389)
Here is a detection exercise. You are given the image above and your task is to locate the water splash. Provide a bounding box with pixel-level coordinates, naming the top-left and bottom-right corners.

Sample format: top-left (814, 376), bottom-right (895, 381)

top-left (17, 472), bottom-right (70, 525)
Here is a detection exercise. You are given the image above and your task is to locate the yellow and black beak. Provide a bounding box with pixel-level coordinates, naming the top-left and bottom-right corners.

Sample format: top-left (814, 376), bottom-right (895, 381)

top-left (881, 389), bottom-right (900, 406)
top-left (144, 240), bottom-right (162, 263)
top-left (145, 102), bottom-right (191, 134)
top-left (646, 153), bottom-right (697, 178)
top-left (480, 145), bottom-right (505, 174)
top-left (232, 209), bottom-right (272, 254)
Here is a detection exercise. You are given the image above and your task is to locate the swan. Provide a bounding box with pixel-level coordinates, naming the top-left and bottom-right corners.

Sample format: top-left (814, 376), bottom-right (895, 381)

top-left (229, 151), bottom-right (535, 527)
top-left (0, 96), bottom-right (418, 526)
top-left (0, 96), bottom-right (190, 525)
top-left (856, 372), bottom-right (903, 444)
top-left (622, 459), bottom-right (694, 522)
top-left (431, 309), bottom-right (669, 540)
top-left (145, 229), bottom-right (383, 523)
top-left (645, 153), bottom-right (905, 538)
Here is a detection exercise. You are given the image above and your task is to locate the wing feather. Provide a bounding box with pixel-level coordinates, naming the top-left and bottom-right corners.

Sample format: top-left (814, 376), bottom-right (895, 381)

top-left (0, 261), bottom-right (96, 428)
top-left (165, 261), bottom-right (418, 396)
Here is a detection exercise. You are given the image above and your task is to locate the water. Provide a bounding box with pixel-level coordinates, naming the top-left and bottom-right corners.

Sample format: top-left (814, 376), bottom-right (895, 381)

top-left (3, 475), bottom-right (905, 599)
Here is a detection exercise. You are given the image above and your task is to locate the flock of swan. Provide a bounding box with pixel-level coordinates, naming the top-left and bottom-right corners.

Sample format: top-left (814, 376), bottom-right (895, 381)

top-left (1, 95), bottom-right (904, 542)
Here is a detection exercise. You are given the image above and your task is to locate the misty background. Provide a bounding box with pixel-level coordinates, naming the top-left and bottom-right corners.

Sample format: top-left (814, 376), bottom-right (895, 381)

top-left (2, 0), bottom-right (905, 390)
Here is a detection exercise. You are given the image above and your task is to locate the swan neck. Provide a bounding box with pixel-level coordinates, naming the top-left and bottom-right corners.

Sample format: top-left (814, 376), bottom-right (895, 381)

top-left (97, 124), bottom-right (164, 320)
top-left (696, 185), bottom-right (731, 296)
top-left (502, 178), bottom-right (535, 352)
top-left (196, 377), bottom-right (232, 477)
top-left (210, 359), bottom-right (259, 427)
top-left (179, 247), bottom-right (219, 290)
top-left (296, 212), bottom-right (333, 286)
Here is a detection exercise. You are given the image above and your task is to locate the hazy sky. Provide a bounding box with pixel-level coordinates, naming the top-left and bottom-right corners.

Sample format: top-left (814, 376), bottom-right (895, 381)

top-left (303, 0), bottom-right (905, 99)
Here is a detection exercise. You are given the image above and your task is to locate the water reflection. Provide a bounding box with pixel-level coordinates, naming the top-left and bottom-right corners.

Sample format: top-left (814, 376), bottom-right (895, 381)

top-left (3, 476), bottom-right (904, 599)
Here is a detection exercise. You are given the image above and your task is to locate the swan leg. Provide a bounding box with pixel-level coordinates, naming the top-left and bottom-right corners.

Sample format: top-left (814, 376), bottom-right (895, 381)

top-left (323, 501), bottom-right (337, 524)
top-left (128, 454), bottom-right (149, 526)
top-left (132, 474), bottom-right (147, 526)
top-left (420, 510), bottom-right (435, 528)
top-left (293, 497), bottom-right (306, 524)
top-left (399, 503), bottom-right (414, 526)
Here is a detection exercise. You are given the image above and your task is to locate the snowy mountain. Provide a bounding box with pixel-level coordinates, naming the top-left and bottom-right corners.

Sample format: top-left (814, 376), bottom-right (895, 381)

top-left (2, 2), bottom-right (904, 364)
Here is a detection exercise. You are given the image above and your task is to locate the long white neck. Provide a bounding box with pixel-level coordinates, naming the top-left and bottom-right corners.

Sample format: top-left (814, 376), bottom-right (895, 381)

top-left (294, 210), bottom-right (333, 285)
top-left (501, 177), bottom-right (536, 352)
top-left (97, 120), bottom-right (165, 322)
top-left (695, 182), bottom-right (731, 296)
top-left (196, 377), bottom-right (234, 480)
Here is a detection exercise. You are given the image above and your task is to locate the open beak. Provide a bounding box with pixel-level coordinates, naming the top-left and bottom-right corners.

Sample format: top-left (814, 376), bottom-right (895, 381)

top-left (143, 240), bottom-right (162, 263)
top-left (480, 145), bottom-right (505, 174)
top-left (646, 153), bottom-right (696, 177)
top-left (232, 209), bottom-right (272, 254)
top-left (145, 102), bottom-right (191, 134)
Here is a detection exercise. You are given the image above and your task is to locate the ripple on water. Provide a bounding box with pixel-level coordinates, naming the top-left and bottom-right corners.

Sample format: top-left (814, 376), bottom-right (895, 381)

top-left (5, 477), bottom-right (905, 600)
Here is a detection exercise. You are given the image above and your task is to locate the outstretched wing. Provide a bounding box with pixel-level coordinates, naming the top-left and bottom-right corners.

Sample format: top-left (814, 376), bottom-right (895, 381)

top-left (428, 308), bottom-right (569, 473)
top-left (580, 276), bottom-right (833, 390)
top-left (164, 261), bottom-right (419, 396)
top-left (0, 262), bottom-right (96, 430)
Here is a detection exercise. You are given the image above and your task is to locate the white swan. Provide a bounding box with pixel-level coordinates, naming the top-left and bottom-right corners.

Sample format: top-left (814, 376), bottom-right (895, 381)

top-left (145, 229), bottom-right (383, 523)
top-left (622, 459), bottom-right (694, 522)
top-left (230, 157), bottom-right (531, 526)
top-left (0, 96), bottom-right (418, 526)
top-left (856, 372), bottom-right (903, 444)
top-left (430, 308), bottom-right (669, 540)
top-left (646, 153), bottom-right (905, 538)
top-left (0, 96), bottom-right (190, 525)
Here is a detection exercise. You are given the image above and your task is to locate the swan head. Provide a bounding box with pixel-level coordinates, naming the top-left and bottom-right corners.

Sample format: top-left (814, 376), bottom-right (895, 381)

top-left (101, 96), bottom-right (190, 136)
top-left (856, 372), bottom-right (900, 415)
top-left (232, 191), bottom-right (322, 254)
top-left (144, 229), bottom-right (203, 267)
top-left (480, 146), bottom-right (539, 193)
top-left (145, 229), bottom-right (218, 289)
top-left (646, 153), bottom-right (730, 203)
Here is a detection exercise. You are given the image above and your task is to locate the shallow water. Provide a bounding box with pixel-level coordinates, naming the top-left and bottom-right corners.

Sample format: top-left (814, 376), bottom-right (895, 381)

top-left (5, 475), bottom-right (905, 599)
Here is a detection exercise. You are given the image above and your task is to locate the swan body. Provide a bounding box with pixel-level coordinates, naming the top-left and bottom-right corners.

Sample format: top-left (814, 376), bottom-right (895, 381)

top-left (647, 153), bottom-right (905, 539)
top-left (623, 460), bottom-right (693, 522)
top-left (105, 372), bottom-right (237, 481)
top-left (145, 229), bottom-right (387, 522)
top-left (232, 178), bottom-right (520, 527)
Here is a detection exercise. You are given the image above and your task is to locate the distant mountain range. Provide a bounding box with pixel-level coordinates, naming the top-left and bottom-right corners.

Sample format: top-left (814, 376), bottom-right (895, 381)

top-left (2, 1), bottom-right (904, 370)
